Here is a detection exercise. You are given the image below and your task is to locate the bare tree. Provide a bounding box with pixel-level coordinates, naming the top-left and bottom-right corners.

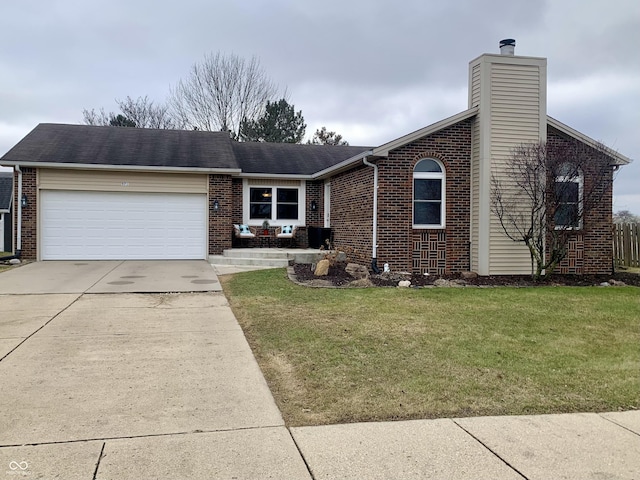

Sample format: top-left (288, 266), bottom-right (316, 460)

top-left (169, 52), bottom-right (279, 137)
top-left (491, 138), bottom-right (615, 279)
top-left (82, 107), bottom-right (112, 126)
top-left (613, 210), bottom-right (640, 224)
top-left (82, 96), bottom-right (175, 129)
top-left (117, 96), bottom-right (176, 129)
top-left (307, 126), bottom-right (349, 145)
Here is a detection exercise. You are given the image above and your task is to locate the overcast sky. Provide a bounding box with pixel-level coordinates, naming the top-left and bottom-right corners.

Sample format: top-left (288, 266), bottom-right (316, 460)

top-left (1, 0), bottom-right (638, 213)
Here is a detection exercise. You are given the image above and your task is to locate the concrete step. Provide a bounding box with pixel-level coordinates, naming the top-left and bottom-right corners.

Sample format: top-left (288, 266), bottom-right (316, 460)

top-left (223, 249), bottom-right (292, 259)
top-left (209, 255), bottom-right (290, 267)
top-left (209, 248), bottom-right (325, 268)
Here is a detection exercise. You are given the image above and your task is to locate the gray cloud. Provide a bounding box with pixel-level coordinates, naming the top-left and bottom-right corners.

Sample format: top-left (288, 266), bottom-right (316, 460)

top-left (1, 0), bottom-right (638, 212)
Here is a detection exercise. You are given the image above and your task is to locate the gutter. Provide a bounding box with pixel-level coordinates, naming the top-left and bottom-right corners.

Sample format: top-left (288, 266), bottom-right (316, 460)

top-left (0, 161), bottom-right (242, 175)
top-left (362, 157), bottom-right (381, 274)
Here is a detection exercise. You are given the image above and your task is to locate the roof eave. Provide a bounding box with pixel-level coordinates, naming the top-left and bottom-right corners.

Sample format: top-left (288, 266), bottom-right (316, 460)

top-left (311, 150), bottom-right (375, 179)
top-left (238, 172), bottom-right (313, 180)
top-left (372, 107), bottom-right (479, 157)
top-left (0, 161), bottom-right (242, 174)
top-left (547, 116), bottom-right (633, 166)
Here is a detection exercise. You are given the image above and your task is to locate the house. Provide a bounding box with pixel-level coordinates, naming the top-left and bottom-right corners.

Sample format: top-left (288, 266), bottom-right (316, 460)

top-left (0, 172), bottom-right (13, 252)
top-left (0, 40), bottom-right (632, 275)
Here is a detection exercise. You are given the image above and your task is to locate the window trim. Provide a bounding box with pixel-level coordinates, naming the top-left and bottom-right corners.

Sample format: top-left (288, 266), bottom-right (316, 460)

top-left (554, 164), bottom-right (583, 230)
top-left (413, 158), bottom-right (446, 229)
top-left (242, 180), bottom-right (306, 226)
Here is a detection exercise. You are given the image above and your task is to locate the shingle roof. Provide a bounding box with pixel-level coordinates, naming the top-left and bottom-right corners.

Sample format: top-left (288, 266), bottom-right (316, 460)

top-left (232, 142), bottom-right (372, 175)
top-left (0, 124), bottom-right (239, 170)
top-left (0, 172), bottom-right (12, 211)
top-left (0, 123), bottom-right (373, 176)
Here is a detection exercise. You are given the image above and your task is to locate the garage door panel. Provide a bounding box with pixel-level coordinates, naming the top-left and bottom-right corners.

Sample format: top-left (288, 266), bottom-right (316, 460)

top-left (41, 191), bottom-right (207, 260)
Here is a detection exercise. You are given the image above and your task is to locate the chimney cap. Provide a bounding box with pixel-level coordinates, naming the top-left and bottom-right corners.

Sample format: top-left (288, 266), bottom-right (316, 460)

top-left (499, 38), bottom-right (516, 55)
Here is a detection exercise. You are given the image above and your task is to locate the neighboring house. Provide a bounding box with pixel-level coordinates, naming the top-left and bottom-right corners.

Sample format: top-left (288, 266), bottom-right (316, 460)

top-left (0, 41), bottom-right (632, 275)
top-left (0, 172), bottom-right (13, 253)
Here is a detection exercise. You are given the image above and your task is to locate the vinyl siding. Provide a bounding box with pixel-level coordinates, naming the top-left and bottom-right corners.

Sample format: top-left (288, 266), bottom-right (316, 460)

top-left (470, 118), bottom-right (480, 272)
top-left (38, 169), bottom-right (208, 194)
top-left (488, 62), bottom-right (544, 274)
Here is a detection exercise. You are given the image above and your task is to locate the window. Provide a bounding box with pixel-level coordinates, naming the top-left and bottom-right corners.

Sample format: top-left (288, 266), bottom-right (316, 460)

top-left (554, 163), bottom-right (582, 229)
top-left (413, 159), bottom-right (445, 228)
top-left (277, 188), bottom-right (298, 220)
top-left (248, 185), bottom-right (301, 223)
top-left (249, 188), bottom-right (272, 219)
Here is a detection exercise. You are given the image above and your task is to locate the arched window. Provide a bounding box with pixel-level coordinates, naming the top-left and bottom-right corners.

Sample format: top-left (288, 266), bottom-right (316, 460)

top-left (413, 158), bottom-right (445, 228)
top-left (554, 162), bottom-right (583, 229)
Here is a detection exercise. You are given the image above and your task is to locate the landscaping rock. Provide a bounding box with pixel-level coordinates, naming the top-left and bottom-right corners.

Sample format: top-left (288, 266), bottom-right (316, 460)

top-left (609, 279), bottom-right (627, 286)
top-left (349, 278), bottom-right (373, 288)
top-left (335, 251), bottom-right (348, 263)
top-left (461, 271), bottom-right (478, 279)
top-left (9, 259), bottom-right (20, 265)
top-left (433, 278), bottom-right (451, 287)
top-left (345, 263), bottom-right (369, 279)
top-left (314, 259), bottom-right (330, 276)
top-left (398, 280), bottom-right (411, 288)
top-left (599, 282), bottom-right (610, 287)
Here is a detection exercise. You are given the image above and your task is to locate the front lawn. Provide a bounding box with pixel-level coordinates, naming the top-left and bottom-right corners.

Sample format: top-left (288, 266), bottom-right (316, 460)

top-left (221, 269), bottom-right (640, 426)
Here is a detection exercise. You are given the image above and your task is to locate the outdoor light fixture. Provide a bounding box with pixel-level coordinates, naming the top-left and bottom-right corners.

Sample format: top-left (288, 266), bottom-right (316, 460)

top-left (21, 194), bottom-right (28, 208)
top-left (213, 199), bottom-right (219, 211)
top-left (310, 200), bottom-right (318, 211)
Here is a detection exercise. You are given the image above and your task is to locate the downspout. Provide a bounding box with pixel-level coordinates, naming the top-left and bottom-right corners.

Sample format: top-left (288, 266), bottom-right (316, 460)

top-left (15, 165), bottom-right (22, 257)
top-left (362, 157), bottom-right (381, 273)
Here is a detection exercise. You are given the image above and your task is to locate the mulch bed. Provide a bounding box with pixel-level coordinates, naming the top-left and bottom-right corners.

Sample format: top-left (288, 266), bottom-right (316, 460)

top-left (292, 263), bottom-right (640, 288)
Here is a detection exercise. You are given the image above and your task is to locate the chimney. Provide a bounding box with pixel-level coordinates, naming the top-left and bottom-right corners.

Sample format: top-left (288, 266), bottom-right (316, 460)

top-left (499, 38), bottom-right (516, 56)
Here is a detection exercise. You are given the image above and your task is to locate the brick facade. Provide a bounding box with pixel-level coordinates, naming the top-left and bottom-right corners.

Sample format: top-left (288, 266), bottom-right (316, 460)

top-left (13, 168), bottom-right (37, 259)
top-left (548, 127), bottom-right (614, 275)
top-left (327, 119), bottom-right (472, 274)
top-left (329, 165), bottom-right (374, 265)
top-left (378, 119), bottom-right (472, 274)
top-left (208, 174), bottom-right (233, 255)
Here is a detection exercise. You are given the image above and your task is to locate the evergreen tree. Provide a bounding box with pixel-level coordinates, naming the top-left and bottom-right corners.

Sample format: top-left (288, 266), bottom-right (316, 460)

top-left (240, 99), bottom-right (306, 143)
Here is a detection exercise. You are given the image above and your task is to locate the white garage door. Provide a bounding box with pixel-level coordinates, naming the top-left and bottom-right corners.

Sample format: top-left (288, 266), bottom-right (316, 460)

top-left (41, 190), bottom-right (207, 260)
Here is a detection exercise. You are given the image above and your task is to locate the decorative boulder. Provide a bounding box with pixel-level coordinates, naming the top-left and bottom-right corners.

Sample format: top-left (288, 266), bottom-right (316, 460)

top-left (345, 263), bottom-right (369, 279)
top-left (461, 271), bottom-right (478, 279)
top-left (335, 251), bottom-right (348, 263)
top-left (9, 259), bottom-right (21, 265)
top-left (398, 280), bottom-right (411, 288)
top-left (314, 259), bottom-right (330, 276)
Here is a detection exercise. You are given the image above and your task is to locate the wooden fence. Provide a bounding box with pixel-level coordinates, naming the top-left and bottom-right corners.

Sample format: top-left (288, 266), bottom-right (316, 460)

top-left (614, 223), bottom-right (639, 268)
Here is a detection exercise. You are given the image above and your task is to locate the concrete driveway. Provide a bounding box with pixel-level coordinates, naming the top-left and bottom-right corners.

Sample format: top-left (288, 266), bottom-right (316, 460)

top-left (0, 260), bottom-right (222, 294)
top-left (0, 261), bottom-right (311, 478)
top-left (1, 261), bottom-right (638, 479)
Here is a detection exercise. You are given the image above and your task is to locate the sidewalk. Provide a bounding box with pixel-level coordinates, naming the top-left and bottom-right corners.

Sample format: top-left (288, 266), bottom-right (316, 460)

top-left (291, 410), bottom-right (640, 479)
top-left (1, 262), bottom-right (638, 479)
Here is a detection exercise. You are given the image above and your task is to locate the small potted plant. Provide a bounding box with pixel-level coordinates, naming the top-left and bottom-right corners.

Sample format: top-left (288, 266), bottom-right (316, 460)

top-left (261, 219), bottom-right (270, 235)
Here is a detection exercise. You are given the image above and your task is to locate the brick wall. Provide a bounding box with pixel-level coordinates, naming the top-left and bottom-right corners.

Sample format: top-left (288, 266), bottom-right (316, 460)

top-left (330, 165), bottom-right (374, 265)
top-left (208, 174), bottom-right (233, 255)
top-left (231, 178), bottom-right (243, 224)
top-left (305, 180), bottom-right (323, 227)
top-left (548, 127), bottom-right (614, 275)
top-left (13, 168), bottom-right (37, 259)
top-left (327, 120), bottom-right (472, 273)
top-left (377, 119), bottom-right (472, 274)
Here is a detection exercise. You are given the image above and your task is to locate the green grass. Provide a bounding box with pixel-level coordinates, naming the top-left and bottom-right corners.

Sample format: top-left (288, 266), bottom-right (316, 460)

top-left (0, 252), bottom-right (14, 272)
top-left (221, 269), bottom-right (640, 426)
